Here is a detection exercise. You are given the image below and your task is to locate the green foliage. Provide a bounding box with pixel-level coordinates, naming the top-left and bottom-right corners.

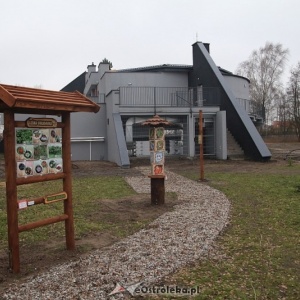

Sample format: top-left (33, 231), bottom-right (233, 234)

top-left (33, 145), bottom-right (47, 159)
top-left (16, 129), bottom-right (32, 144)
top-left (287, 156), bottom-right (294, 166)
top-left (48, 145), bottom-right (62, 157)
top-left (101, 58), bottom-right (113, 69)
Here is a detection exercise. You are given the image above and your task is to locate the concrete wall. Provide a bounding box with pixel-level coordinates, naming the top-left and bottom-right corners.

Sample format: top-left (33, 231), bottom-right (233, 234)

top-left (84, 71), bottom-right (99, 95)
top-left (105, 91), bottom-right (130, 167)
top-left (215, 111), bottom-right (227, 159)
top-left (100, 71), bottom-right (189, 95)
top-left (223, 75), bottom-right (249, 100)
top-left (71, 141), bottom-right (106, 161)
top-left (70, 109), bottom-right (105, 138)
top-left (70, 107), bottom-right (107, 161)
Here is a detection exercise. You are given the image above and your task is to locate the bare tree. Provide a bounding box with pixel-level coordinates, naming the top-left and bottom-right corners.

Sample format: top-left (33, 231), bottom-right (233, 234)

top-left (286, 62), bottom-right (300, 141)
top-left (237, 42), bottom-right (289, 124)
top-left (275, 91), bottom-right (292, 135)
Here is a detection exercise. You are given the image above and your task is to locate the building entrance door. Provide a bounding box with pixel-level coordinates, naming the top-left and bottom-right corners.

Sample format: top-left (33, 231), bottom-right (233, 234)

top-left (194, 117), bottom-right (215, 156)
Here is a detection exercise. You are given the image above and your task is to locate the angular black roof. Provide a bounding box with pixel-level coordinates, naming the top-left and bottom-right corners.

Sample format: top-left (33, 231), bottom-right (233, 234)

top-left (61, 72), bottom-right (86, 93)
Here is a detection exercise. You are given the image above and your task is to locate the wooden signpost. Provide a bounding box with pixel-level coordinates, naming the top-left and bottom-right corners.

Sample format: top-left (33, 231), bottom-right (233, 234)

top-left (142, 115), bottom-right (172, 205)
top-left (0, 84), bottom-right (100, 273)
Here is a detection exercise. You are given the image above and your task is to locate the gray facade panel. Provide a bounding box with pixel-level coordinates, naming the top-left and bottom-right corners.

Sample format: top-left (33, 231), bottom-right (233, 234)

top-left (216, 111), bottom-right (227, 159)
top-left (70, 108), bottom-right (107, 161)
top-left (71, 143), bottom-right (90, 160)
top-left (71, 142), bottom-right (106, 161)
top-left (223, 76), bottom-right (249, 100)
top-left (113, 113), bottom-right (130, 167)
top-left (71, 109), bottom-right (106, 138)
top-left (101, 72), bottom-right (189, 95)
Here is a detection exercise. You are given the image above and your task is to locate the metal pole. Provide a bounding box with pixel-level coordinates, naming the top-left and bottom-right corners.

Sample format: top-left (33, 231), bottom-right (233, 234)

top-left (199, 110), bottom-right (204, 181)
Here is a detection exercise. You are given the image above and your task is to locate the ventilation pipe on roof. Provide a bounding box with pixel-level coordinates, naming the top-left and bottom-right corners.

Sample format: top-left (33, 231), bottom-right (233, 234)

top-left (98, 62), bottom-right (110, 78)
top-left (86, 63), bottom-right (96, 82)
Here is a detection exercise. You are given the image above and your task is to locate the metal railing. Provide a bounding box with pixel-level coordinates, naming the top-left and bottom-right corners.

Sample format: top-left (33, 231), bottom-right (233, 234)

top-left (236, 98), bottom-right (263, 117)
top-left (119, 86), bottom-right (221, 108)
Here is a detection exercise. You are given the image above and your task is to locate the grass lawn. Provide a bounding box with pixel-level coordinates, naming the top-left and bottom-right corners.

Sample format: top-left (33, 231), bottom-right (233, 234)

top-left (0, 176), bottom-right (136, 249)
top-left (0, 158), bottom-right (299, 299)
top-left (162, 164), bottom-right (300, 299)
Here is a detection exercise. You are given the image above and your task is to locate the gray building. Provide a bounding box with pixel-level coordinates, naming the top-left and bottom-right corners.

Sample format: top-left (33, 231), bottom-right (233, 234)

top-left (62, 42), bottom-right (271, 167)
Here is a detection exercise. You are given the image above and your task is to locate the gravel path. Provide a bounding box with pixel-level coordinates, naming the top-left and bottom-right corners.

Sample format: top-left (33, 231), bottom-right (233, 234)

top-left (2, 167), bottom-right (230, 299)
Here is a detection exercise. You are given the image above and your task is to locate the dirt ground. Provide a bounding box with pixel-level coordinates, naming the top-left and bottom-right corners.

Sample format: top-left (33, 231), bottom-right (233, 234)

top-left (0, 160), bottom-right (181, 291)
top-left (0, 141), bottom-right (299, 291)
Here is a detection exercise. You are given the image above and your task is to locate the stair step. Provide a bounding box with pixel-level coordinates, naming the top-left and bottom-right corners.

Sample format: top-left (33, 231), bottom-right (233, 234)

top-left (227, 129), bottom-right (244, 157)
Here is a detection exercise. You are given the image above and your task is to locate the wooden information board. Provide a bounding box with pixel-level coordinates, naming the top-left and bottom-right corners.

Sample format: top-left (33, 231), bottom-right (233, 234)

top-left (0, 84), bottom-right (100, 273)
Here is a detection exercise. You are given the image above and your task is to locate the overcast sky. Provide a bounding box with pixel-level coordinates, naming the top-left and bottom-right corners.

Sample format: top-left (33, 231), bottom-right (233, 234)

top-left (0, 0), bottom-right (299, 91)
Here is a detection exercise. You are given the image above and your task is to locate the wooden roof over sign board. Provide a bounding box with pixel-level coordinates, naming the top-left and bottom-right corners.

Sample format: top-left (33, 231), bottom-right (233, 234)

top-left (0, 84), bottom-right (100, 114)
top-left (142, 114), bottom-right (173, 127)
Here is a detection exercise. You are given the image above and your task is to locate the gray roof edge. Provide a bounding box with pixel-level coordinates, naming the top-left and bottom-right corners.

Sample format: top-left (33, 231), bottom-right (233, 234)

top-left (117, 64), bottom-right (193, 72)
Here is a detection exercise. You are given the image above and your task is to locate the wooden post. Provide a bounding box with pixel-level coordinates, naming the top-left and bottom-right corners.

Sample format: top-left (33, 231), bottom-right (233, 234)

top-left (142, 116), bottom-right (171, 205)
top-left (61, 113), bottom-right (75, 250)
top-left (4, 110), bottom-right (20, 273)
top-left (199, 110), bottom-right (205, 181)
top-left (150, 177), bottom-right (165, 205)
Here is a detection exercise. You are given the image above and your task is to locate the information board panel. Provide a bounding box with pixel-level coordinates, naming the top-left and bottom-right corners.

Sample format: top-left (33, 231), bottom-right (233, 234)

top-left (15, 127), bottom-right (63, 177)
top-left (149, 127), bottom-right (165, 176)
